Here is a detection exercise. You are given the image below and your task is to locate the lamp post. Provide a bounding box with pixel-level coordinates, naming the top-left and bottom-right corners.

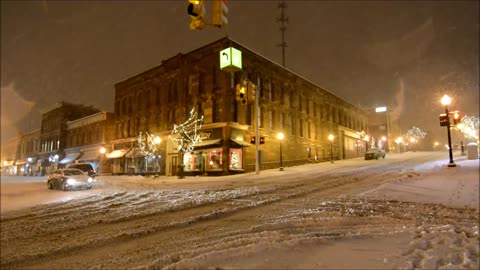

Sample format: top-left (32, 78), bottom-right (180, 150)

top-left (277, 132), bottom-right (284, 171)
top-left (441, 95), bottom-right (456, 167)
top-left (154, 136), bottom-right (161, 176)
top-left (328, 134), bottom-right (334, 163)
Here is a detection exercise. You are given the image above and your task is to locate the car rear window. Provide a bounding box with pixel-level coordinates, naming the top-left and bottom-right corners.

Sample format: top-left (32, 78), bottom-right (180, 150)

top-left (64, 170), bottom-right (84, 176)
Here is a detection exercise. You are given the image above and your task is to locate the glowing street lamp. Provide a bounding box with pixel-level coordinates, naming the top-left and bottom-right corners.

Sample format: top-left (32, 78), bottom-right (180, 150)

top-left (277, 132), bottom-right (284, 171)
top-left (441, 94), bottom-right (456, 167)
top-left (328, 134), bottom-right (334, 163)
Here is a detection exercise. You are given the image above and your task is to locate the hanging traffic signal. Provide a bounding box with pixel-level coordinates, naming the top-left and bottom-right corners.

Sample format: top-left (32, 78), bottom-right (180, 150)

top-left (212, 0), bottom-right (228, 27)
top-left (452, 111), bottom-right (462, 125)
top-left (236, 82), bottom-right (247, 105)
top-left (187, 0), bottom-right (205, 30)
top-left (247, 81), bottom-right (256, 103)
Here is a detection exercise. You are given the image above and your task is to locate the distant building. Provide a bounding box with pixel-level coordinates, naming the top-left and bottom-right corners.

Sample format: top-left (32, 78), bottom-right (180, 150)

top-left (112, 37), bottom-right (369, 176)
top-left (1, 135), bottom-right (21, 176)
top-left (61, 112), bottom-right (115, 174)
top-left (17, 129), bottom-right (41, 175)
top-left (37, 101), bottom-right (100, 175)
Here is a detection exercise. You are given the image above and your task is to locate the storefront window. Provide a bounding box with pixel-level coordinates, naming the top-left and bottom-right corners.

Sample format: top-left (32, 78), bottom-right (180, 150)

top-left (184, 152), bottom-right (197, 171)
top-left (229, 148), bottom-right (242, 170)
top-left (183, 151), bottom-right (205, 172)
top-left (207, 148), bottom-right (223, 170)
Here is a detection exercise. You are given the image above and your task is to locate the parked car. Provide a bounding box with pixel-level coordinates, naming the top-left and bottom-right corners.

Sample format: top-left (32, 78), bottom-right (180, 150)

top-left (47, 168), bottom-right (94, 191)
top-left (67, 163), bottom-right (96, 177)
top-left (365, 148), bottom-right (386, 160)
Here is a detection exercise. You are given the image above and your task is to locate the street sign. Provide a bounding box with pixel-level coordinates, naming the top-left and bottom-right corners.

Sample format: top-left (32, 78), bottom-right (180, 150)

top-left (439, 114), bottom-right (449, 126)
top-left (220, 47), bottom-right (242, 72)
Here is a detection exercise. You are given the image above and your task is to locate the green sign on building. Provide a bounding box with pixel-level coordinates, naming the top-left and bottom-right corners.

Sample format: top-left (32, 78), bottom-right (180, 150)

top-left (220, 47), bottom-right (242, 72)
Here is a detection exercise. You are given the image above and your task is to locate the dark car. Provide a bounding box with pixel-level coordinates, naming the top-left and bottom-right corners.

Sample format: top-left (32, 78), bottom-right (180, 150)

top-left (365, 148), bottom-right (386, 160)
top-left (67, 163), bottom-right (96, 177)
top-left (47, 168), bottom-right (94, 191)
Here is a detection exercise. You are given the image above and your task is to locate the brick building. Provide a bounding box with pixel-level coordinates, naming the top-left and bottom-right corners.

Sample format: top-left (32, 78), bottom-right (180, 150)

top-left (37, 101), bottom-right (100, 175)
top-left (112, 38), bottom-right (369, 176)
top-left (17, 129), bottom-right (41, 175)
top-left (61, 112), bottom-right (115, 174)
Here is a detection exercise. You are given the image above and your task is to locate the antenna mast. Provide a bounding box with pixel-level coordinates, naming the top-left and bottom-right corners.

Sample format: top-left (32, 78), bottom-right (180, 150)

top-left (277, 0), bottom-right (288, 68)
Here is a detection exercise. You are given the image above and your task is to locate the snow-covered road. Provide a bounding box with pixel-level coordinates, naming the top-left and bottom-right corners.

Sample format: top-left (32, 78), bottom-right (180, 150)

top-left (1, 151), bottom-right (478, 269)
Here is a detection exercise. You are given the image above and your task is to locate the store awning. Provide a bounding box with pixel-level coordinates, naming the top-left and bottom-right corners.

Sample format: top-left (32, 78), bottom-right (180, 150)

top-left (59, 153), bottom-right (80, 164)
top-left (230, 138), bottom-right (250, 147)
top-left (77, 151), bottom-right (100, 162)
top-left (125, 148), bottom-right (146, 158)
top-left (1, 161), bottom-right (14, 166)
top-left (106, 149), bottom-right (129, 159)
top-left (194, 139), bottom-right (222, 148)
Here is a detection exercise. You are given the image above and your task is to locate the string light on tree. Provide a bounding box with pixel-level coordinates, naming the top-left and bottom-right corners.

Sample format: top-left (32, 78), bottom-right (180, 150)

top-left (169, 108), bottom-right (204, 179)
top-left (169, 108), bottom-right (204, 153)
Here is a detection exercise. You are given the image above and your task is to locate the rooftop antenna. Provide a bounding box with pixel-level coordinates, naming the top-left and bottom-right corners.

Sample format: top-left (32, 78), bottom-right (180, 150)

top-left (277, 0), bottom-right (288, 68)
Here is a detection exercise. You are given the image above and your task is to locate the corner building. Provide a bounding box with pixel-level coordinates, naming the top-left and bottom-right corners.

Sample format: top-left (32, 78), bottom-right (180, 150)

top-left (113, 38), bottom-right (369, 176)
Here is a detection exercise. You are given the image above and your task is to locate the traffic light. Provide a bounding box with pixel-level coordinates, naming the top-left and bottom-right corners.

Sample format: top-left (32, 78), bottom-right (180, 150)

top-left (187, 0), bottom-right (205, 30)
top-left (452, 111), bottom-right (462, 125)
top-left (247, 81), bottom-right (256, 103)
top-left (212, 0), bottom-right (228, 27)
top-left (236, 82), bottom-right (247, 105)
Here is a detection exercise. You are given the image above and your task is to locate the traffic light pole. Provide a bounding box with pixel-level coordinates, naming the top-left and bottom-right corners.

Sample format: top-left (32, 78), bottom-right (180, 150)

top-left (445, 106), bottom-right (456, 167)
top-left (255, 76), bottom-right (260, 175)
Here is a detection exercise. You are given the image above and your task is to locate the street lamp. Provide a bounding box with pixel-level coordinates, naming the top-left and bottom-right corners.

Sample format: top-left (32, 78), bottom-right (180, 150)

top-left (277, 132), bottom-right (284, 171)
top-left (328, 134), bottom-right (334, 163)
top-left (441, 94), bottom-right (456, 167)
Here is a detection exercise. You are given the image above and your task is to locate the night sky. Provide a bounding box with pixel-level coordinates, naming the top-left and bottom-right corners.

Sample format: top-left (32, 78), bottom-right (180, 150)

top-left (1, 0), bottom-right (478, 144)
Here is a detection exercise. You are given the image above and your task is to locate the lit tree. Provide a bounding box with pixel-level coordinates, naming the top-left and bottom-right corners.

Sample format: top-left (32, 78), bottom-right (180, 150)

top-left (137, 132), bottom-right (161, 175)
top-left (457, 115), bottom-right (479, 141)
top-left (405, 126), bottom-right (427, 141)
top-left (169, 108), bottom-right (204, 178)
top-left (405, 126), bottom-right (427, 151)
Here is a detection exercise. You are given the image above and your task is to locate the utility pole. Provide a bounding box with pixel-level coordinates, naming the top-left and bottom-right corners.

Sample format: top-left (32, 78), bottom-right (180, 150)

top-left (255, 76), bottom-right (260, 175)
top-left (277, 0), bottom-right (288, 67)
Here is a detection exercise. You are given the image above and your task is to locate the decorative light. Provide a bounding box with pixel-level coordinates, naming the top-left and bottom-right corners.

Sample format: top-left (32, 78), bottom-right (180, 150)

top-left (169, 108), bottom-right (204, 153)
top-left (277, 132), bottom-right (284, 140)
top-left (99, 147), bottom-right (106, 154)
top-left (328, 134), bottom-right (334, 141)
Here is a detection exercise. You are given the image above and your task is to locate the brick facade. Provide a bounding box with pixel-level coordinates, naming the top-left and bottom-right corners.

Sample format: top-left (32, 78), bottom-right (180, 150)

top-left (112, 38), bottom-right (369, 176)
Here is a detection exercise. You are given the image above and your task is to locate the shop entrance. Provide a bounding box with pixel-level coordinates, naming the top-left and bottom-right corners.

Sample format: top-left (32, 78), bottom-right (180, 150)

top-left (170, 156), bottom-right (177, 176)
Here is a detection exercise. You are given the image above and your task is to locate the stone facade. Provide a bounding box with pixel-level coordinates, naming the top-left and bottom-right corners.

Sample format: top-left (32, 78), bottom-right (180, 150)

top-left (112, 38), bottom-right (369, 176)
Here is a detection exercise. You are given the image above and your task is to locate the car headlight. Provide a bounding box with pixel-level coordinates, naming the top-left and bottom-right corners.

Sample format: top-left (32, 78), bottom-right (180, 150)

top-left (66, 179), bottom-right (76, 185)
top-left (88, 177), bottom-right (93, 183)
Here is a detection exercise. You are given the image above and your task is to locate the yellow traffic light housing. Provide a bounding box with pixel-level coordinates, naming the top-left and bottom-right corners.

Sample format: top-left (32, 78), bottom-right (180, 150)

top-left (212, 0), bottom-right (228, 27)
top-left (452, 111), bottom-right (461, 125)
top-left (236, 83), bottom-right (247, 105)
top-left (187, 0), bottom-right (205, 30)
top-left (247, 81), bottom-right (256, 103)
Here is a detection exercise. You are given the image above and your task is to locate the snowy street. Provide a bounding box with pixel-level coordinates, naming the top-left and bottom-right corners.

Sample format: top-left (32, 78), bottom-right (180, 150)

top-left (1, 151), bottom-right (478, 269)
